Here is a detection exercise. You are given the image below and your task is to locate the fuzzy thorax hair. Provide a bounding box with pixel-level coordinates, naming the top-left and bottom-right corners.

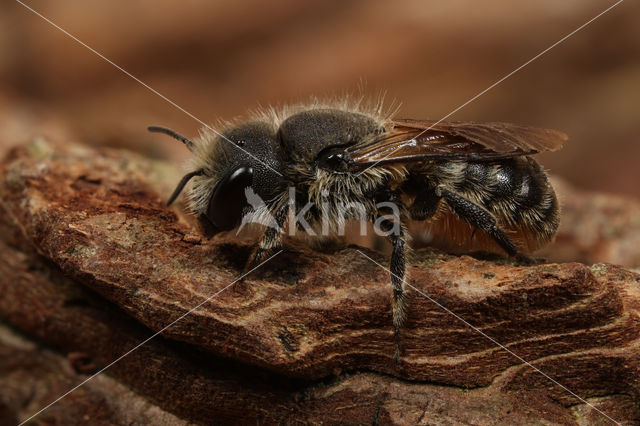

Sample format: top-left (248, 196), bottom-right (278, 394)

top-left (185, 95), bottom-right (395, 217)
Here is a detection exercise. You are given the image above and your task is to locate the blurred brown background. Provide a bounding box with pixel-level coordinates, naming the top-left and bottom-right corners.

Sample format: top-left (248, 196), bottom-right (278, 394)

top-left (0, 0), bottom-right (638, 197)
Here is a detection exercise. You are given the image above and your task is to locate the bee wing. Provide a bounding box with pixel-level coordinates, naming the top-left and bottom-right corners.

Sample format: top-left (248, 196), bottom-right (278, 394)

top-left (347, 120), bottom-right (567, 168)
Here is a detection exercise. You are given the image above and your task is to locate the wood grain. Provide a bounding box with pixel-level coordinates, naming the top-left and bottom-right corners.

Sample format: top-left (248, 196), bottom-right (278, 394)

top-left (1, 138), bottom-right (639, 424)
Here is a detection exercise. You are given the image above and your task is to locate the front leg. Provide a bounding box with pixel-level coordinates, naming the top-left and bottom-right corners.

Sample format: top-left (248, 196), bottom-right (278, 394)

top-left (243, 202), bottom-right (289, 274)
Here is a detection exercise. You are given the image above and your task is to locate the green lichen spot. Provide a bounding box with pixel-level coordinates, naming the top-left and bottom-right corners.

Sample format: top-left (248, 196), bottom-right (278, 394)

top-left (415, 249), bottom-right (441, 269)
top-left (5, 168), bottom-right (22, 187)
top-left (27, 137), bottom-right (54, 160)
top-left (589, 264), bottom-right (608, 277)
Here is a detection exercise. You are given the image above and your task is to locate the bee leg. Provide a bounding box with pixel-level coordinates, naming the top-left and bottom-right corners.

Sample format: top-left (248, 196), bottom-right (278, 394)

top-left (438, 188), bottom-right (518, 256)
top-left (389, 230), bottom-right (408, 364)
top-left (376, 201), bottom-right (409, 364)
top-left (242, 203), bottom-right (288, 277)
top-left (408, 187), bottom-right (440, 221)
top-left (514, 252), bottom-right (537, 265)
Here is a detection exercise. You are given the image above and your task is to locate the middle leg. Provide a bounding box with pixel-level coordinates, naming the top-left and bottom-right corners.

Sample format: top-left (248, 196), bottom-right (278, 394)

top-left (375, 195), bottom-right (410, 362)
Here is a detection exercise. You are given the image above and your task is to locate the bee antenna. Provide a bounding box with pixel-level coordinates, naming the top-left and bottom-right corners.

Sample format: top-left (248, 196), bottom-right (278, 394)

top-left (148, 125), bottom-right (195, 151)
top-left (167, 169), bottom-right (204, 206)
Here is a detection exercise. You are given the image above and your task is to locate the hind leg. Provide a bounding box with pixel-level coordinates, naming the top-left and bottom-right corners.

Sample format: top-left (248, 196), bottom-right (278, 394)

top-left (438, 188), bottom-right (519, 256)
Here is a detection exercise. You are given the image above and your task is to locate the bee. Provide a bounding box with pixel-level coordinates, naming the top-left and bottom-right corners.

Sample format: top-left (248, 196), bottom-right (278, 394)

top-left (149, 99), bottom-right (565, 356)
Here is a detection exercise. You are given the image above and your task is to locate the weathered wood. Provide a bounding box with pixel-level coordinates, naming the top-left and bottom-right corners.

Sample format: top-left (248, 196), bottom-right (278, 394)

top-left (0, 321), bottom-right (187, 426)
top-left (1, 139), bottom-right (639, 424)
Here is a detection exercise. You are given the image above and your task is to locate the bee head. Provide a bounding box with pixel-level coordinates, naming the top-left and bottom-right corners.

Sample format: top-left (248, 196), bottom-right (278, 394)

top-left (149, 122), bottom-right (284, 236)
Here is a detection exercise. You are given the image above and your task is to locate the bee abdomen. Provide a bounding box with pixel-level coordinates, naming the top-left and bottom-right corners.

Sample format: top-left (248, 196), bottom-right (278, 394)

top-left (431, 157), bottom-right (559, 252)
top-left (486, 157), bottom-right (559, 249)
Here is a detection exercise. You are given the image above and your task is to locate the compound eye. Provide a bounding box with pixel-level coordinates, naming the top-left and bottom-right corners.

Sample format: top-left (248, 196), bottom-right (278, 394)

top-left (207, 166), bottom-right (253, 231)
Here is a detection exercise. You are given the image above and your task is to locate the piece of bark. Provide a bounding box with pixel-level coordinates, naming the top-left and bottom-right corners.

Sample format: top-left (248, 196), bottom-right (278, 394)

top-left (0, 238), bottom-right (578, 424)
top-left (1, 138), bottom-right (640, 424)
top-left (0, 321), bottom-right (187, 426)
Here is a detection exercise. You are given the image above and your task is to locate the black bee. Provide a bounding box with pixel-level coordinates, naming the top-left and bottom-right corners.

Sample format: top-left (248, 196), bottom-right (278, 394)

top-left (149, 99), bottom-right (565, 353)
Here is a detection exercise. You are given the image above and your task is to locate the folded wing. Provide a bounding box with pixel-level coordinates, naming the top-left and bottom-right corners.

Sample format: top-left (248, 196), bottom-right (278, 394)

top-left (347, 120), bottom-right (567, 168)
